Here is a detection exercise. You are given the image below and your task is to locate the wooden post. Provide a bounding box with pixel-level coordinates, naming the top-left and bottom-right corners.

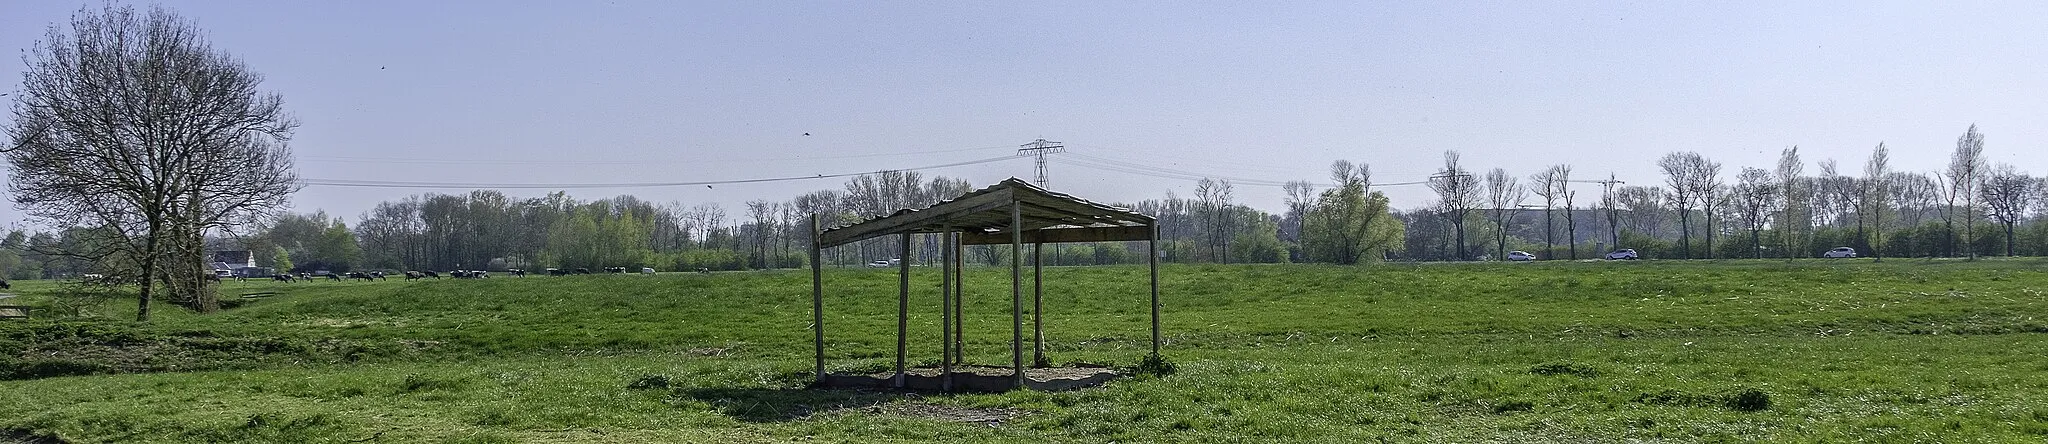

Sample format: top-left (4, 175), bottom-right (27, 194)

top-left (895, 232), bottom-right (911, 388)
top-left (1149, 223), bottom-right (1161, 357)
top-left (941, 231), bottom-right (953, 391)
top-left (953, 230), bottom-right (965, 366)
top-left (1010, 201), bottom-right (1025, 388)
top-left (1032, 239), bottom-right (1046, 367)
top-left (811, 215), bottom-right (826, 383)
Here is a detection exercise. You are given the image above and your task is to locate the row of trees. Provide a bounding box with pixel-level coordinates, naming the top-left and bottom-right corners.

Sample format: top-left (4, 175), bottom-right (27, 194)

top-left (1403, 124), bottom-right (2048, 261)
top-left (19, 127), bottom-right (2043, 286)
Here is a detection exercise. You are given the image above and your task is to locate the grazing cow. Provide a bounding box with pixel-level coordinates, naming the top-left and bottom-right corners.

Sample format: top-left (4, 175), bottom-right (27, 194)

top-left (273, 274), bottom-right (295, 282)
top-left (370, 271), bottom-right (386, 281)
top-left (0, 279), bottom-right (10, 289)
top-left (326, 274), bottom-right (343, 281)
top-left (546, 268), bottom-right (568, 276)
top-left (422, 271), bottom-right (441, 279)
top-left (508, 268), bottom-right (527, 277)
top-left (346, 272), bottom-right (374, 282)
top-left (605, 266), bottom-right (627, 274)
top-left (404, 271), bottom-right (422, 280)
top-left (204, 273), bottom-right (222, 283)
top-left (574, 268), bottom-right (592, 275)
top-left (298, 272), bottom-right (312, 281)
top-left (697, 268), bottom-right (710, 275)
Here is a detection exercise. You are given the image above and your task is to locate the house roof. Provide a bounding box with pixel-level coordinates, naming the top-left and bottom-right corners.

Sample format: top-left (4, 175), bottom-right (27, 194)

top-left (817, 178), bottom-right (1156, 248)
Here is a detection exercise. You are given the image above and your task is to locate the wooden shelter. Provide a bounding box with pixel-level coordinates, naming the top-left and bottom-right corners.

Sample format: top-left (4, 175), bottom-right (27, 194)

top-left (808, 178), bottom-right (1161, 391)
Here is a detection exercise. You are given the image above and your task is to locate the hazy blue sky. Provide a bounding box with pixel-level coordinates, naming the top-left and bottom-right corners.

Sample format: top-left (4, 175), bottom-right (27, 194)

top-left (4, 1), bottom-right (2044, 229)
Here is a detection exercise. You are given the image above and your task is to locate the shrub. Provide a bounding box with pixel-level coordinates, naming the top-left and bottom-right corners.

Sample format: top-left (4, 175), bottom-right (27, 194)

top-left (1135, 353), bottom-right (1177, 377)
top-left (1529, 362), bottom-right (1600, 378)
top-left (627, 374), bottom-right (672, 390)
top-left (1726, 387), bottom-right (1771, 412)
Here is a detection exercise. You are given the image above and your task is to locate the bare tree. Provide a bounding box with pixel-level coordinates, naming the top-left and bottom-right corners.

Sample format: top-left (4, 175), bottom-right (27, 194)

top-left (1601, 172), bottom-right (1622, 248)
top-left (1529, 166), bottom-right (1566, 259)
top-left (1862, 143), bottom-right (1891, 259)
top-left (1947, 125), bottom-right (1987, 258)
top-left (5, 5), bottom-right (298, 320)
top-left (1657, 152), bottom-right (1716, 259)
top-left (1978, 164), bottom-right (2033, 257)
top-left (1550, 166), bottom-right (1577, 259)
top-left (1731, 168), bottom-right (1780, 258)
top-left (1483, 168), bottom-right (1525, 260)
top-left (1698, 160), bottom-right (1725, 258)
top-left (1281, 180), bottom-right (1317, 252)
top-left (1775, 147), bottom-right (1810, 259)
top-left (1615, 186), bottom-right (1667, 239)
top-left (1814, 160), bottom-right (1855, 229)
top-left (1562, 185), bottom-right (1579, 259)
top-left (1888, 172), bottom-right (1938, 229)
top-left (1194, 178), bottom-right (1235, 263)
top-left (1428, 151), bottom-right (1479, 260)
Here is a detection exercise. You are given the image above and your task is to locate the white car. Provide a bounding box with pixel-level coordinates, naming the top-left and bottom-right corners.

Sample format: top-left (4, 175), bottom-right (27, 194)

top-left (1506, 251), bottom-right (1536, 261)
top-left (1604, 249), bottom-right (1639, 260)
top-left (866, 259), bottom-right (901, 268)
top-left (1822, 247), bottom-right (1857, 258)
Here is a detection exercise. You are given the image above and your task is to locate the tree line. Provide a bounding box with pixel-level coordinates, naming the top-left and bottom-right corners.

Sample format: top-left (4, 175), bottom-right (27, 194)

top-left (9, 121), bottom-right (2043, 287)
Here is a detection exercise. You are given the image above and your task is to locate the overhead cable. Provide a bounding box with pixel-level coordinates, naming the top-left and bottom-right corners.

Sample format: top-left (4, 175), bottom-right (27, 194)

top-left (302, 154), bottom-right (1021, 189)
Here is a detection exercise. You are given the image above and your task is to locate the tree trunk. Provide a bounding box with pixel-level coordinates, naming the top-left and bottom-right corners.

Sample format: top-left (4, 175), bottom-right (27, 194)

top-left (1678, 210), bottom-right (1692, 259)
top-left (1752, 230), bottom-right (1762, 259)
top-left (1543, 208), bottom-right (1554, 259)
top-left (137, 219), bottom-right (162, 322)
top-left (2006, 223), bottom-right (2016, 257)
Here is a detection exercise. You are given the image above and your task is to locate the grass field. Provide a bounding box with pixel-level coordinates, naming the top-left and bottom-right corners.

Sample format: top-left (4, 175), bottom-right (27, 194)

top-left (4, 259), bottom-right (2048, 442)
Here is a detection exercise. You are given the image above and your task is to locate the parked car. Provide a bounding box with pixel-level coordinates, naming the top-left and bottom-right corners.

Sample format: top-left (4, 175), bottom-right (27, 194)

top-left (1506, 251), bottom-right (1536, 261)
top-left (1604, 249), bottom-right (1639, 260)
top-left (866, 259), bottom-right (901, 268)
top-left (1823, 247), bottom-right (1857, 258)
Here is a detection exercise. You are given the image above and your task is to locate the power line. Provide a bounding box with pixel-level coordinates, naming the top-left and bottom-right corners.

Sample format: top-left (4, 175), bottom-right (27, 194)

top-left (302, 154), bottom-right (1023, 189)
top-left (1054, 153), bottom-right (1435, 188)
top-left (299, 144), bottom-right (1015, 166)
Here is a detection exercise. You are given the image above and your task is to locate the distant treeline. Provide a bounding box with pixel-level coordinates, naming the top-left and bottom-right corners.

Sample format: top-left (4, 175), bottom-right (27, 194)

top-left (7, 135), bottom-right (2046, 278)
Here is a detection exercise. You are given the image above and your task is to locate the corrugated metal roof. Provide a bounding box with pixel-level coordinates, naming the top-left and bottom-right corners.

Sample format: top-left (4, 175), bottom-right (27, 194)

top-left (817, 178), bottom-right (1155, 248)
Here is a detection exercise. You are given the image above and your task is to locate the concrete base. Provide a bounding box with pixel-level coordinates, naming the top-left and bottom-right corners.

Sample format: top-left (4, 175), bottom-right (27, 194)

top-left (819, 365), bottom-right (1119, 392)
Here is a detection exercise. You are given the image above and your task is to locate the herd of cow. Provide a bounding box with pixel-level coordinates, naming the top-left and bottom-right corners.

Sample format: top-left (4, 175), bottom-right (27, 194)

top-left (257, 266), bottom-right (659, 283)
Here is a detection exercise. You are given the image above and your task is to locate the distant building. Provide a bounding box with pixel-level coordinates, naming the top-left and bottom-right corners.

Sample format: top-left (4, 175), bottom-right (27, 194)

top-left (212, 250), bottom-right (255, 268)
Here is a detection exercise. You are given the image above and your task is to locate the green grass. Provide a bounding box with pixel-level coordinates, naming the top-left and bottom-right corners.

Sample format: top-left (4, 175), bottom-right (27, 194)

top-left (4, 259), bottom-right (2048, 442)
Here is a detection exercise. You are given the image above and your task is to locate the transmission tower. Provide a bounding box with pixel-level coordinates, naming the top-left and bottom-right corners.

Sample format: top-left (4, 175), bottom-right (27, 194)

top-left (1017, 139), bottom-right (1064, 188)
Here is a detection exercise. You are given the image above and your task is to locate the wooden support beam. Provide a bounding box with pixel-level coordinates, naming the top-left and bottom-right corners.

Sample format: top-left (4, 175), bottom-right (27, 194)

top-left (811, 215), bottom-right (826, 382)
top-left (895, 232), bottom-right (911, 388)
top-left (1033, 240), bottom-right (1046, 368)
top-left (960, 225), bottom-right (1153, 245)
top-left (1149, 224), bottom-right (1161, 357)
top-left (1010, 201), bottom-right (1025, 388)
top-left (953, 229), bottom-right (965, 367)
top-left (941, 231), bottom-right (953, 391)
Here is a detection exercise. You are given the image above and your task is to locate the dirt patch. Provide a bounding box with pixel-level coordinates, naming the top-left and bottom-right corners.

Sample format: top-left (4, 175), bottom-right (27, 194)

top-left (822, 365), bottom-right (1121, 391)
top-left (859, 402), bottom-right (1030, 425)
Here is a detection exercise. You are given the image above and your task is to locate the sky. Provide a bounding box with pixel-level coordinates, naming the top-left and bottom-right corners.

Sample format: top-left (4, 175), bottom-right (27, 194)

top-left (3, 1), bottom-right (2045, 230)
